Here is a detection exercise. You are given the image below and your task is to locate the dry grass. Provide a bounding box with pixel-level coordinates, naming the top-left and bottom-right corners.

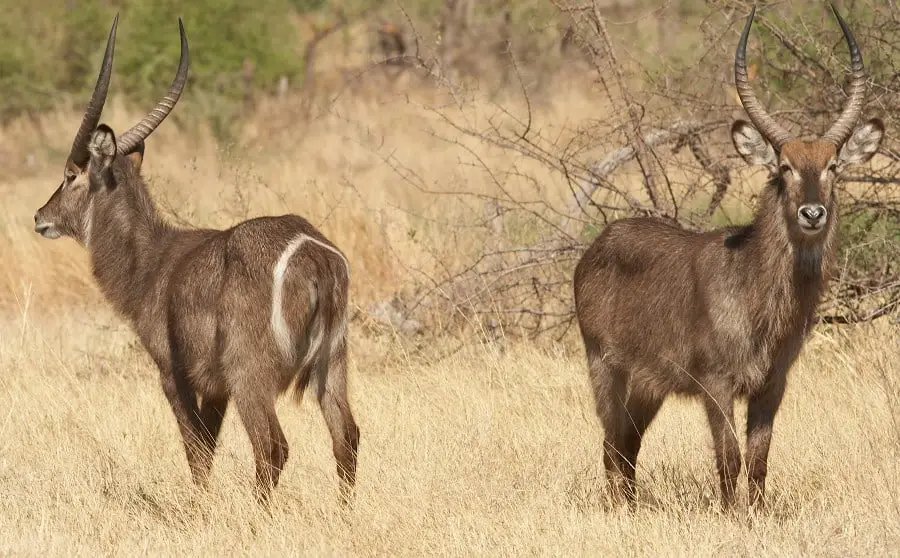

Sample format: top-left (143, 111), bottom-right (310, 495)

top-left (0, 306), bottom-right (898, 555)
top-left (0, 84), bottom-right (610, 311)
top-left (1, 80), bottom-right (898, 555)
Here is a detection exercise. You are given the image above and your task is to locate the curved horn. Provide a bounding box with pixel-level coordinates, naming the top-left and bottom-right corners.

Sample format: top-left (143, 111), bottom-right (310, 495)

top-left (734, 6), bottom-right (794, 148)
top-left (70, 14), bottom-right (118, 167)
top-left (822, 4), bottom-right (867, 145)
top-left (117, 18), bottom-right (190, 155)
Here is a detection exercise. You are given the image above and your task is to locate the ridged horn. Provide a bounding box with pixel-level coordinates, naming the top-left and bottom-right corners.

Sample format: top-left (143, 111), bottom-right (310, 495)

top-left (734, 6), bottom-right (794, 148)
top-left (69, 14), bottom-right (118, 167)
top-left (822, 3), bottom-right (867, 145)
top-left (117, 18), bottom-right (190, 154)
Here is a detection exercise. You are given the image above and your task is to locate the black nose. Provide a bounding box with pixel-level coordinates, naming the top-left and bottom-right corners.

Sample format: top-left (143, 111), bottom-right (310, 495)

top-left (799, 204), bottom-right (826, 223)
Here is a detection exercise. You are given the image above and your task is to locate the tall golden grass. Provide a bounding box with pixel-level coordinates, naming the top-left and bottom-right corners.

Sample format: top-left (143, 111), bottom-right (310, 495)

top-left (0, 80), bottom-right (897, 555)
top-left (0, 307), bottom-right (897, 555)
top-left (1, 83), bottom-right (614, 311)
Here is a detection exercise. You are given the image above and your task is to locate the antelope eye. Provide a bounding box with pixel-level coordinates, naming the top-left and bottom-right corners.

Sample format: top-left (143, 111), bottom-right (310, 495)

top-left (779, 164), bottom-right (792, 175)
top-left (828, 163), bottom-right (838, 174)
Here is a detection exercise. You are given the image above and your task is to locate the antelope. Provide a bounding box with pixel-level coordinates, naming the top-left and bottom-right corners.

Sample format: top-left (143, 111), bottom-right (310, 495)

top-left (33, 16), bottom-right (360, 504)
top-left (573, 5), bottom-right (884, 509)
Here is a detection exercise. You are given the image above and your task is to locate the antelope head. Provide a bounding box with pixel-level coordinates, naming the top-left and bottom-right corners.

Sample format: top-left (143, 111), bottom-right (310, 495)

top-left (33, 16), bottom-right (189, 244)
top-left (730, 5), bottom-right (884, 241)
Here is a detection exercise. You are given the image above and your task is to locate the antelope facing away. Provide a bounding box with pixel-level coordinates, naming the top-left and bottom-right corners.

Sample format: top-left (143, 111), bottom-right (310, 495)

top-left (33, 16), bottom-right (360, 504)
top-left (573, 5), bottom-right (884, 509)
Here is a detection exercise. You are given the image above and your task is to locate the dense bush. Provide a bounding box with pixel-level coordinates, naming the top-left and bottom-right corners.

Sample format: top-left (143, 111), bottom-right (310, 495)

top-left (0, 0), bottom-right (316, 122)
top-left (118, 0), bottom-right (303, 102)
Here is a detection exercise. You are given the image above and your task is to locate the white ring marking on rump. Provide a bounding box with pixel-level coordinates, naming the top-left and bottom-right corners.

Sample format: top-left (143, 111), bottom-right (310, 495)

top-left (270, 234), bottom-right (350, 363)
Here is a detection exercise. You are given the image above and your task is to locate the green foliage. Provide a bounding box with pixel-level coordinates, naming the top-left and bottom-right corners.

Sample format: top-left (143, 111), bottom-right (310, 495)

top-left (750, 2), bottom-right (886, 97)
top-left (58, 3), bottom-right (111, 89)
top-left (117, 0), bottom-right (302, 104)
top-left (0, 0), bottom-right (304, 129)
top-left (0, 0), bottom-right (562, 126)
top-left (838, 207), bottom-right (900, 265)
top-left (288, 0), bottom-right (327, 12)
top-left (0, 1), bottom-right (75, 118)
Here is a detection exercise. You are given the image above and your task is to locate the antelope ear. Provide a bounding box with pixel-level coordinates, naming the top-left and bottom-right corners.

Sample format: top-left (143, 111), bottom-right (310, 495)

top-left (125, 140), bottom-right (144, 171)
top-left (731, 120), bottom-right (778, 172)
top-left (89, 124), bottom-right (117, 168)
top-left (88, 124), bottom-right (117, 191)
top-left (837, 118), bottom-right (884, 170)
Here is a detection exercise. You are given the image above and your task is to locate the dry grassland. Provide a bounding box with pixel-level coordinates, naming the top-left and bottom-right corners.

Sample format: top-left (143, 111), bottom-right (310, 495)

top-left (1, 84), bottom-right (607, 310)
top-left (0, 309), bottom-right (897, 556)
top-left (0, 87), bottom-right (898, 556)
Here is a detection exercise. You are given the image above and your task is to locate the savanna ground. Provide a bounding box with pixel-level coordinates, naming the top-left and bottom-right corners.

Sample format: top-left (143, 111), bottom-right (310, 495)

top-left (1, 2), bottom-right (899, 555)
top-left (1, 307), bottom-right (898, 555)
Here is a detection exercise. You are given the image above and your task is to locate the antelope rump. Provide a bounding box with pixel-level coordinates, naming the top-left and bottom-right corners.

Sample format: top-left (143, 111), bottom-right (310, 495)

top-left (33, 16), bottom-right (360, 505)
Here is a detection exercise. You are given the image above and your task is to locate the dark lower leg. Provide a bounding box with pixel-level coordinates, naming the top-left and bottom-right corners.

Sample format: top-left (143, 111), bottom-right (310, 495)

top-left (704, 392), bottom-right (741, 509)
top-left (192, 395), bottom-right (229, 487)
top-left (619, 394), bottom-right (664, 504)
top-left (234, 395), bottom-right (280, 503)
top-left (317, 346), bottom-right (360, 507)
top-left (588, 353), bottom-right (630, 505)
top-left (327, 403), bottom-right (359, 507)
top-left (746, 376), bottom-right (786, 509)
top-left (160, 371), bottom-right (208, 485)
top-left (267, 414), bottom-right (289, 489)
top-left (602, 434), bottom-right (628, 504)
top-left (746, 434), bottom-right (771, 509)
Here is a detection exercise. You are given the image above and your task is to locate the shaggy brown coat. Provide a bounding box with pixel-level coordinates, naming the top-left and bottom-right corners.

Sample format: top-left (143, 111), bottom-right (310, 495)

top-left (573, 5), bottom-right (884, 509)
top-left (33, 18), bottom-right (359, 504)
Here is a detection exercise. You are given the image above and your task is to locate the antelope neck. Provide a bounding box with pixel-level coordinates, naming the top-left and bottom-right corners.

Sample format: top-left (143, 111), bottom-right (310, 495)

top-left (732, 185), bottom-right (835, 339)
top-left (86, 168), bottom-right (175, 321)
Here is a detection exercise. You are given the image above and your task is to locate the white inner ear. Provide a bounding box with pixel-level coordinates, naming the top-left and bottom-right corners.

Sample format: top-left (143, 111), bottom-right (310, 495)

top-left (733, 124), bottom-right (777, 169)
top-left (838, 122), bottom-right (884, 166)
top-left (88, 130), bottom-right (116, 166)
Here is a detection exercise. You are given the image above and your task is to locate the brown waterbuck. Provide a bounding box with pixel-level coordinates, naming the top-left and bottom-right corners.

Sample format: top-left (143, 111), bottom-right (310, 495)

top-left (33, 16), bottom-right (360, 504)
top-left (573, 5), bottom-right (884, 509)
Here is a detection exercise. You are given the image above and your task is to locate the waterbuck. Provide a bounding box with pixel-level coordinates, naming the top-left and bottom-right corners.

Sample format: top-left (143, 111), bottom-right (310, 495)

top-left (33, 16), bottom-right (360, 504)
top-left (573, 5), bottom-right (884, 509)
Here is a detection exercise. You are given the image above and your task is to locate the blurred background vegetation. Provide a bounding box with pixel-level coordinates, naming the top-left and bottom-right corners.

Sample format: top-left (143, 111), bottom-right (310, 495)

top-left (1, 1), bottom-right (894, 137)
top-left (1, 1), bottom-right (895, 132)
top-left (0, 0), bottom-right (551, 131)
top-left (0, 0), bottom-right (896, 333)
